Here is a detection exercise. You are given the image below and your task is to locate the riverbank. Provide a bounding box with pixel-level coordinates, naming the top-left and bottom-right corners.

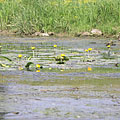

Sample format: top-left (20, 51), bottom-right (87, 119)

top-left (0, 29), bottom-right (119, 40)
top-left (0, 0), bottom-right (120, 38)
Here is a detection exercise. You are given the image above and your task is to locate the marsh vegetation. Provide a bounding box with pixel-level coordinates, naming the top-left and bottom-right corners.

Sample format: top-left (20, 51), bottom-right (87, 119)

top-left (0, 0), bottom-right (120, 36)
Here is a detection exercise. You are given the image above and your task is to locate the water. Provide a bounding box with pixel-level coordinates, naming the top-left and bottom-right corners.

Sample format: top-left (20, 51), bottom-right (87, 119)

top-left (0, 36), bottom-right (120, 120)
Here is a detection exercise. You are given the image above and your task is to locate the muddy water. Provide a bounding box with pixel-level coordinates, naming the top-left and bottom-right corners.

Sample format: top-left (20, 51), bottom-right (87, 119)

top-left (0, 36), bottom-right (120, 120)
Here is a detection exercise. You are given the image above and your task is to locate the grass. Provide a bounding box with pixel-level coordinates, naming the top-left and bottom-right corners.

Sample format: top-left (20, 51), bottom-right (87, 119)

top-left (0, 0), bottom-right (120, 35)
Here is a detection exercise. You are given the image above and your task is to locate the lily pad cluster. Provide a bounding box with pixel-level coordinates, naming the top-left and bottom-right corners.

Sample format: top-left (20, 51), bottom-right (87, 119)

top-left (0, 41), bottom-right (120, 72)
top-left (55, 54), bottom-right (69, 64)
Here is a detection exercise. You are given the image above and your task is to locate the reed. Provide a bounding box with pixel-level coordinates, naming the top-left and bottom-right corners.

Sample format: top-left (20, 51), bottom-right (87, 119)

top-left (0, 0), bottom-right (120, 35)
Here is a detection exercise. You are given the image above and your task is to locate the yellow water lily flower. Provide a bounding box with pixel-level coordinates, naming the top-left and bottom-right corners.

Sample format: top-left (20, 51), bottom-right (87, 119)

top-left (53, 45), bottom-right (57, 48)
top-left (31, 46), bottom-right (36, 50)
top-left (85, 49), bottom-right (88, 52)
top-left (18, 54), bottom-right (22, 58)
top-left (88, 67), bottom-right (92, 71)
top-left (36, 64), bottom-right (41, 68)
top-left (107, 45), bottom-right (111, 48)
top-left (36, 70), bottom-right (40, 72)
top-left (61, 54), bottom-right (65, 57)
top-left (88, 48), bottom-right (92, 51)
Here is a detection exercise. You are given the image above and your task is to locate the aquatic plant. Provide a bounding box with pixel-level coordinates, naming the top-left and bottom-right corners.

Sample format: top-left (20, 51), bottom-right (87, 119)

top-left (0, 63), bottom-right (10, 67)
top-left (25, 62), bottom-right (34, 71)
top-left (18, 54), bottom-right (22, 58)
top-left (0, 41), bottom-right (119, 72)
top-left (36, 64), bottom-right (43, 69)
top-left (88, 67), bottom-right (92, 71)
top-left (0, 56), bottom-right (12, 61)
top-left (53, 45), bottom-right (57, 48)
top-left (31, 47), bottom-right (35, 58)
top-left (55, 54), bottom-right (69, 64)
top-left (85, 49), bottom-right (88, 52)
top-left (36, 70), bottom-right (40, 72)
top-left (31, 47), bottom-right (35, 50)
top-left (88, 48), bottom-right (92, 52)
top-left (18, 66), bottom-right (23, 70)
top-left (107, 44), bottom-right (111, 57)
top-left (36, 64), bottom-right (40, 68)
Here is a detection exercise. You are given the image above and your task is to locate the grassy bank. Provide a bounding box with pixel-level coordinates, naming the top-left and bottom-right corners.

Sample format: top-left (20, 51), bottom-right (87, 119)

top-left (0, 0), bottom-right (120, 36)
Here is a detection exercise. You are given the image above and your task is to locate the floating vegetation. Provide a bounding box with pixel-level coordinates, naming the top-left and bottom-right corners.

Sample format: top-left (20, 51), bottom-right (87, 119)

top-left (0, 40), bottom-right (120, 72)
top-left (0, 56), bottom-right (12, 61)
top-left (25, 62), bottom-right (34, 71)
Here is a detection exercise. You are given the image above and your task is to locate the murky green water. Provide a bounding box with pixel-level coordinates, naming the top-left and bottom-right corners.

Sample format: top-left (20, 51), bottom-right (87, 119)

top-left (0, 36), bottom-right (120, 120)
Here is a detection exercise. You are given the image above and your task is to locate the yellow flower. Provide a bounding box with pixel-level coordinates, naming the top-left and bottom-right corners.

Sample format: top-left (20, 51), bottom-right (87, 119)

top-left (31, 46), bottom-right (35, 50)
top-left (60, 69), bottom-right (64, 72)
top-left (53, 45), bottom-right (57, 48)
top-left (61, 54), bottom-right (65, 57)
top-left (85, 49), bottom-right (88, 52)
top-left (88, 48), bottom-right (92, 51)
top-left (18, 54), bottom-right (22, 58)
top-left (49, 68), bottom-right (52, 70)
top-left (36, 70), bottom-right (40, 72)
top-left (107, 45), bottom-right (111, 48)
top-left (18, 66), bottom-right (23, 70)
top-left (36, 64), bottom-right (41, 68)
top-left (88, 67), bottom-right (92, 71)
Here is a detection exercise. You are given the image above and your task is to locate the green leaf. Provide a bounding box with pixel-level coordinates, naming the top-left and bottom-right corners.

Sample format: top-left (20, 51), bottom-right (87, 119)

top-left (25, 62), bottom-right (34, 71)
top-left (0, 56), bottom-right (12, 61)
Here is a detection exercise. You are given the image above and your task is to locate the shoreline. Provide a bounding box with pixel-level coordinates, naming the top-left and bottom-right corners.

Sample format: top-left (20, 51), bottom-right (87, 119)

top-left (0, 30), bottom-right (119, 40)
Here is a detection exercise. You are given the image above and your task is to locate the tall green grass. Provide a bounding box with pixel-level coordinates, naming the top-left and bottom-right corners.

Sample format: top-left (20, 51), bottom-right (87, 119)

top-left (0, 0), bottom-right (120, 35)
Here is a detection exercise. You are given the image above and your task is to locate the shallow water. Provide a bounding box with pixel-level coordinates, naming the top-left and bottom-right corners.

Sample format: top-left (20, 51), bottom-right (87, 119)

top-left (0, 36), bottom-right (120, 120)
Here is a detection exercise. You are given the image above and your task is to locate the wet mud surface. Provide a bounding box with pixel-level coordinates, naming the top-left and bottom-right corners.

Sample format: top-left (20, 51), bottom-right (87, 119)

top-left (0, 36), bottom-right (120, 120)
